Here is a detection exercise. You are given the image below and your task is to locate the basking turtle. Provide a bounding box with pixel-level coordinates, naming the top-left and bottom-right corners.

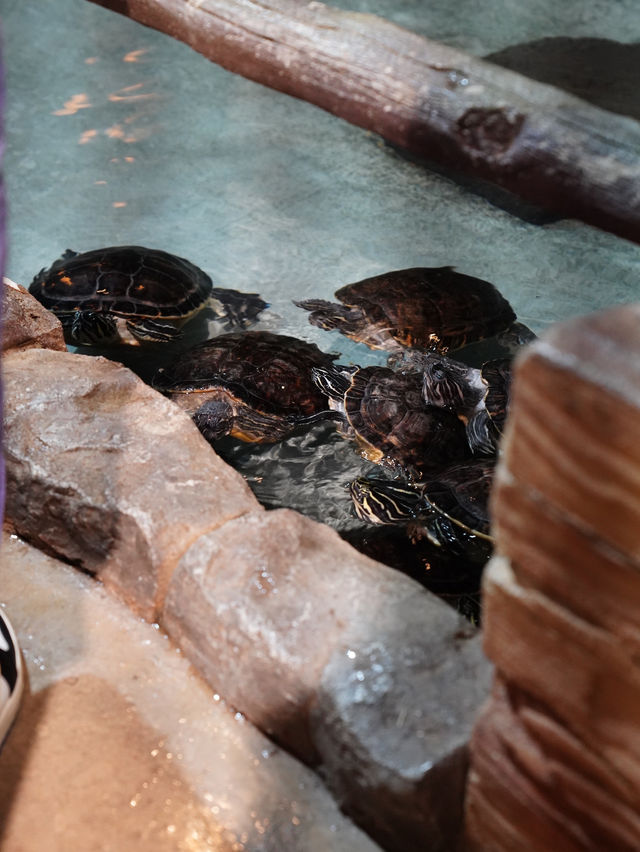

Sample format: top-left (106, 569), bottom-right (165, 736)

top-left (153, 330), bottom-right (338, 443)
top-left (421, 353), bottom-right (512, 454)
top-left (295, 266), bottom-right (518, 353)
top-left (312, 363), bottom-right (471, 476)
top-left (28, 245), bottom-right (267, 346)
top-left (349, 457), bottom-right (495, 564)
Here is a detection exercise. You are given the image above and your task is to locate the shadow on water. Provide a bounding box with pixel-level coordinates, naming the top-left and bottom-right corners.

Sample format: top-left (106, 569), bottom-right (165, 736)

top-left (384, 37), bottom-right (640, 231)
top-left (486, 37), bottom-right (640, 122)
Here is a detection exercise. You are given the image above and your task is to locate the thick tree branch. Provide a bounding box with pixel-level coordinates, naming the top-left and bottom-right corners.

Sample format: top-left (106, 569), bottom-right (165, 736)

top-left (88, 0), bottom-right (640, 242)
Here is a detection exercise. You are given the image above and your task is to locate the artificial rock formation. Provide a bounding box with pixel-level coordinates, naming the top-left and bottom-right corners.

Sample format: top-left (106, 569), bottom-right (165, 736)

top-left (0, 535), bottom-right (381, 852)
top-left (2, 285), bottom-right (492, 851)
top-left (465, 305), bottom-right (640, 851)
top-left (163, 508), bottom-right (491, 852)
top-left (2, 278), bottom-right (66, 352)
top-left (2, 347), bottom-right (260, 619)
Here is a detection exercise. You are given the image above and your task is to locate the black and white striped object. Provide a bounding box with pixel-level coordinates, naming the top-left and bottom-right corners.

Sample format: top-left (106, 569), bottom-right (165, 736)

top-left (0, 608), bottom-right (23, 748)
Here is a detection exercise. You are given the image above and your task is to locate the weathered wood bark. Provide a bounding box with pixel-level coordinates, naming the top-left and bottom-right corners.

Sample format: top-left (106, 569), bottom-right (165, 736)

top-left (464, 305), bottom-right (640, 851)
top-left (86, 0), bottom-right (640, 242)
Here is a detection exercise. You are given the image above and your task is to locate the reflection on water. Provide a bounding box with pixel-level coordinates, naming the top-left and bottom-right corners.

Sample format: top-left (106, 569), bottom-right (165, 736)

top-left (216, 422), bottom-right (377, 532)
top-left (216, 421), bottom-right (485, 622)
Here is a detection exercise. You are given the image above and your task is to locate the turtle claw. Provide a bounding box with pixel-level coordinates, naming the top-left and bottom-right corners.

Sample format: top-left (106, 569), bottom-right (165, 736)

top-left (68, 310), bottom-right (119, 345)
top-left (210, 287), bottom-right (268, 330)
top-left (127, 318), bottom-right (182, 343)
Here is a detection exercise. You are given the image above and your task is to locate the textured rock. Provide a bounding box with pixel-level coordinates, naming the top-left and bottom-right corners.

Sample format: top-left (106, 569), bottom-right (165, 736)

top-left (482, 558), bottom-right (640, 795)
top-left (162, 507), bottom-right (492, 851)
top-left (2, 277), bottom-right (66, 352)
top-left (0, 533), bottom-right (381, 852)
top-left (3, 347), bottom-right (260, 619)
top-left (465, 305), bottom-right (640, 851)
top-left (312, 604), bottom-right (487, 852)
top-left (493, 467), bottom-right (640, 649)
top-left (466, 673), bottom-right (640, 852)
top-left (500, 304), bottom-right (640, 563)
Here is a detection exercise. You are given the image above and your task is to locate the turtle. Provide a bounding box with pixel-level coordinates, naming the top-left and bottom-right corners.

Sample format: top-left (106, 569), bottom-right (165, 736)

top-left (295, 266), bottom-right (522, 354)
top-left (420, 353), bottom-right (512, 454)
top-left (152, 330), bottom-right (339, 444)
top-left (349, 457), bottom-right (496, 564)
top-left (28, 245), bottom-right (267, 346)
top-left (311, 363), bottom-right (471, 476)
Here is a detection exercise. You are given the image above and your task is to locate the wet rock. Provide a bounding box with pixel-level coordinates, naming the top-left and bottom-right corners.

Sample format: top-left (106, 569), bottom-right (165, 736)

top-left (2, 277), bottom-right (66, 352)
top-left (162, 508), bottom-right (492, 851)
top-left (2, 347), bottom-right (260, 619)
top-left (312, 603), bottom-right (488, 852)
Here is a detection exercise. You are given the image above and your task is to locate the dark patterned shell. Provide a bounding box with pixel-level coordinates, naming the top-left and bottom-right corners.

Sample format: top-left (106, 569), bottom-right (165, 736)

top-left (337, 266), bottom-right (516, 350)
top-left (341, 366), bottom-right (470, 473)
top-left (482, 358), bottom-right (512, 434)
top-left (28, 246), bottom-right (212, 319)
top-left (153, 330), bottom-right (337, 418)
top-left (422, 458), bottom-right (495, 536)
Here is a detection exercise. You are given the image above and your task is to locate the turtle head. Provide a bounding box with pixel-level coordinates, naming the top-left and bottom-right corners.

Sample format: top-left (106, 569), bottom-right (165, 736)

top-left (349, 477), bottom-right (422, 525)
top-left (421, 353), bottom-right (485, 414)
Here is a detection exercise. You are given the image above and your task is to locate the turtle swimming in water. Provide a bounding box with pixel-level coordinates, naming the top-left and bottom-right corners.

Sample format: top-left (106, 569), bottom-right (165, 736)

top-left (312, 363), bottom-right (471, 476)
top-left (295, 266), bottom-right (522, 354)
top-left (349, 457), bottom-right (496, 564)
top-left (421, 353), bottom-right (512, 454)
top-left (153, 330), bottom-right (339, 444)
top-left (28, 245), bottom-right (267, 346)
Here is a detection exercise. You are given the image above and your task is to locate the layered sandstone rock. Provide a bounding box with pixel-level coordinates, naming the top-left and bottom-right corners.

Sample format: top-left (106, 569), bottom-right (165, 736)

top-left (464, 305), bottom-right (640, 851)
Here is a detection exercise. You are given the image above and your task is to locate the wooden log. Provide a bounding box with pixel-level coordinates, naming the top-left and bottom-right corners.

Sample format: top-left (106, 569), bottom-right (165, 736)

top-left (85, 0), bottom-right (640, 242)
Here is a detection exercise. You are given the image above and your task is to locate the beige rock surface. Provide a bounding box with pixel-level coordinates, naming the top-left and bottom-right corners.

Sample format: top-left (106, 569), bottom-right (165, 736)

top-left (2, 278), bottom-right (66, 352)
top-left (3, 347), bottom-right (261, 619)
top-left (163, 507), bottom-right (492, 851)
top-left (0, 534), bottom-right (381, 852)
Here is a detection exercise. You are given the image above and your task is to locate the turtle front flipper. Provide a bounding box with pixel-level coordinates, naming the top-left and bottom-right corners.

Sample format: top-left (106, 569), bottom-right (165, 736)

top-left (209, 288), bottom-right (268, 330)
top-left (65, 310), bottom-right (119, 345)
top-left (294, 299), bottom-right (366, 335)
top-left (311, 365), bottom-right (355, 401)
top-left (126, 317), bottom-right (182, 343)
top-left (466, 409), bottom-right (496, 456)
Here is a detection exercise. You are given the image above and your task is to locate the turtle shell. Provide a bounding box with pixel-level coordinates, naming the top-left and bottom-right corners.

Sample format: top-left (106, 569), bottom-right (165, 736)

top-left (153, 330), bottom-right (338, 442)
top-left (421, 459), bottom-right (494, 537)
top-left (29, 246), bottom-right (213, 320)
top-left (325, 365), bottom-right (470, 474)
top-left (298, 266), bottom-right (516, 352)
